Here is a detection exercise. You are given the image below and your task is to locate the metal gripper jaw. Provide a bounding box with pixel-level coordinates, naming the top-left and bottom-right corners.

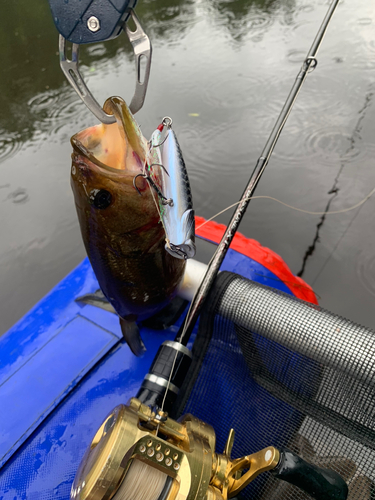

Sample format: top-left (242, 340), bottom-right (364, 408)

top-left (58, 9), bottom-right (152, 123)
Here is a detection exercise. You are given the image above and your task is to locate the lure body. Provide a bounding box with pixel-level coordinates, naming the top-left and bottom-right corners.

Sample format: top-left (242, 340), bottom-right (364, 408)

top-left (158, 123), bottom-right (196, 260)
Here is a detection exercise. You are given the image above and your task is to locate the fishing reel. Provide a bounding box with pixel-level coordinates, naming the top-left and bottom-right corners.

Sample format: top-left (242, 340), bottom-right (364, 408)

top-left (70, 398), bottom-right (348, 500)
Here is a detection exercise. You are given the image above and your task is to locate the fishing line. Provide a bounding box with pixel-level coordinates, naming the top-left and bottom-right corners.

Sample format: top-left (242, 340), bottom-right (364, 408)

top-left (112, 460), bottom-right (168, 500)
top-left (158, 177), bottom-right (375, 420)
top-left (195, 186), bottom-right (375, 230)
top-left (172, 0), bottom-right (340, 347)
top-left (169, 179), bottom-right (362, 368)
top-left (146, 176), bottom-right (172, 250)
top-left (159, 0), bottom-right (340, 419)
top-left (157, 294), bottom-right (197, 435)
top-left (157, 351), bottom-right (178, 434)
top-left (157, 247), bottom-right (219, 417)
top-left (140, 156), bottom-right (173, 249)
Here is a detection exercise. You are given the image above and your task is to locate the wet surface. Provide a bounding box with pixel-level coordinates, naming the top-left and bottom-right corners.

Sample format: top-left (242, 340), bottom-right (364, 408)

top-left (1, 0), bottom-right (374, 335)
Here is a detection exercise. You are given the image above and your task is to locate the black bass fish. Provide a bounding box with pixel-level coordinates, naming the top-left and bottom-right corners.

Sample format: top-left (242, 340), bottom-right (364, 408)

top-left (70, 96), bottom-right (186, 356)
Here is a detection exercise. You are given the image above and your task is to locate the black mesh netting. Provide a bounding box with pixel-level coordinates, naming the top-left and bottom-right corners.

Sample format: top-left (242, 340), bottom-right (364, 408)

top-left (174, 272), bottom-right (375, 500)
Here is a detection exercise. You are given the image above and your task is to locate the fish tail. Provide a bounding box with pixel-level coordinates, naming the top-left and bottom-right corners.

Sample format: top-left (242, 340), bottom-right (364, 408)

top-left (120, 317), bottom-right (146, 357)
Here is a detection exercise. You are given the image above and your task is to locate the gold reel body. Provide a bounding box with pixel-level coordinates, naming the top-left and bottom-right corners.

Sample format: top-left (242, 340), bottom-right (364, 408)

top-left (70, 399), bottom-right (278, 500)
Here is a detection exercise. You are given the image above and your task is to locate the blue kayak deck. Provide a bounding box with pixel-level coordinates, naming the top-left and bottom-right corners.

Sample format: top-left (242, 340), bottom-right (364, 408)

top-left (0, 244), bottom-right (296, 500)
top-left (0, 259), bottom-right (123, 469)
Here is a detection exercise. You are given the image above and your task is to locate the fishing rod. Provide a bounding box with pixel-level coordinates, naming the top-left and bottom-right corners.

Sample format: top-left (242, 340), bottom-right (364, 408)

top-left (69, 2), bottom-right (350, 500)
top-left (133, 0), bottom-right (340, 438)
top-left (175, 0), bottom-right (340, 345)
top-left (135, 0), bottom-right (341, 460)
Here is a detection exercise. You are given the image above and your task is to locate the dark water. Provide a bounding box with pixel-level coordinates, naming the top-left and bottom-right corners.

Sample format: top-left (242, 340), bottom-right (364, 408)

top-left (1, 0), bottom-right (374, 335)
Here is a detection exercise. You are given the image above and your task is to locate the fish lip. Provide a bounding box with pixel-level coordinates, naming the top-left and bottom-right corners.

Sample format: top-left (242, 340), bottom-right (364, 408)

top-left (70, 136), bottom-right (126, 175)
top-left (71, 135), bottom-right (162, 188)
top-left (71, 136), bottom-right (109, 171)
top-left (71, 96), bottom-right (150, 177)
top-left (71, 135), bottom-right (162, 197)
top-left (104, 96), bottom-right (147, 161)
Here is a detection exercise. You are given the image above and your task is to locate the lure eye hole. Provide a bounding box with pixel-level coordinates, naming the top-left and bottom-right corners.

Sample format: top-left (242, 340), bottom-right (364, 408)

top-left (89, 189), bottom-right (112, 209)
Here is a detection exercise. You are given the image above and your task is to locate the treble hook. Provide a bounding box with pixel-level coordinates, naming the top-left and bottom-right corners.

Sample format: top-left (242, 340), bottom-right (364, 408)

top-left (149, 117), bottom-right (173, 148)
top-left (133, 174), bottom-right (174, 206)
top-left (168, 243), bottom-right (188, 260)
top-left (150, 133), bottom-right (170, 149)
top-left (148, 163), bottom-right (170, 176)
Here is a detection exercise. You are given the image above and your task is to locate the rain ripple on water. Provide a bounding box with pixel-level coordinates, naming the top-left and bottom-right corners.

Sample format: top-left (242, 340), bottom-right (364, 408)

top-left (357, 252), bottom-right (375, 298)
top-left (0, 132), bottom-right (23, 163)
top-left (6, 187), bottom-right (29, 204)
top-left (203, 1), bottom-right (274, 42)
top-left (305, 127), bottom-right (366, 165)
top-left (347, 15), bottom-right (375, 70)
top-left (273, 123), bottom-right (374, 169)
top-left (286, 49), bottom-right (306, 64)
top-left (28, 87), bottom-right (89, 138)
top-left (357, 18), bottom-right (372, 26)
top-left (179, 123), bottom-right (225, 211)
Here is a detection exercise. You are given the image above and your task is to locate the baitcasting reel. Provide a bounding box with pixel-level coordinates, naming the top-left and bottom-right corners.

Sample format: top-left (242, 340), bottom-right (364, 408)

top-left (70, 398), bottom-right (348, 500)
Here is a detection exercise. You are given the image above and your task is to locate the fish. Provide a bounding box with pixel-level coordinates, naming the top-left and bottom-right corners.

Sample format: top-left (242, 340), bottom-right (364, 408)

top-left (149, 118), bottom-right (196, 260)
top-left (70, 96), bottom-right (186, 356)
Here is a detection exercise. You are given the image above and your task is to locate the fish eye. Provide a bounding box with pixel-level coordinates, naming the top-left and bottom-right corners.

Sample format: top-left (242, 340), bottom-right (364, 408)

top-left (89, 189), bottom-right (112, 209)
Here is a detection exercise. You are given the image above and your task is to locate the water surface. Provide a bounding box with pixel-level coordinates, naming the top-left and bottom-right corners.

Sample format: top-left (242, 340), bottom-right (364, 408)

top-left (1, 0), bottom-right (374, 334)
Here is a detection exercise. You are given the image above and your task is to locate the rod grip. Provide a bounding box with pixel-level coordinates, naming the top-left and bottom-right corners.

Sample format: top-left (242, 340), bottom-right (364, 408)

top-left (271, 448), bottom-right (348, 500)
top-left (136, 341), bottom-right (192, 412)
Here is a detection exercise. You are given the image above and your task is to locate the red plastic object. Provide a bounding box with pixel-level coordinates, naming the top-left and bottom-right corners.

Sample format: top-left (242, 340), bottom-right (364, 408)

top-left (195, 216), bottom-right (318, 305)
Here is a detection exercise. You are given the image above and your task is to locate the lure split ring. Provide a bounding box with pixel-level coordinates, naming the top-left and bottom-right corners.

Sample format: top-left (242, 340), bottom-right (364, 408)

top-left (162, 116), bottom-right (173, 129)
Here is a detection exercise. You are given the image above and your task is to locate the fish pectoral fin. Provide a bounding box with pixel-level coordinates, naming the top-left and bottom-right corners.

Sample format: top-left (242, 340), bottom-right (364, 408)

top-left (75, 289), bottom-right (116, 314)
top-left (141, 296), bottom-right (188, 330)
top-left (120, 317), bottom-right (146, 357)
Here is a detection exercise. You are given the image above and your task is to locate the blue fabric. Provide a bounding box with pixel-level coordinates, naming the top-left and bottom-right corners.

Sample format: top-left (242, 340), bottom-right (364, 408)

top-left (0, 246), bottom-right (309, 499)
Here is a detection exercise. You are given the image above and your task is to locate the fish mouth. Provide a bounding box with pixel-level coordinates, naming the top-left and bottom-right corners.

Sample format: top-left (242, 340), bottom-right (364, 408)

top-left (71, 96), bottom-right (148, 175)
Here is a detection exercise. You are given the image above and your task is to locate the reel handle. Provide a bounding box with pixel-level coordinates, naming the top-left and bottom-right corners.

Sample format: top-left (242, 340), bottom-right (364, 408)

top-left (271, 448), bottom-right (348, 500)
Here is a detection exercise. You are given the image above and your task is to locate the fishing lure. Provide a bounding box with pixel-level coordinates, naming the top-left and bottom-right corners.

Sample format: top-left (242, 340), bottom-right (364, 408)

top-left (149, 117), bottom-right (196, 260)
